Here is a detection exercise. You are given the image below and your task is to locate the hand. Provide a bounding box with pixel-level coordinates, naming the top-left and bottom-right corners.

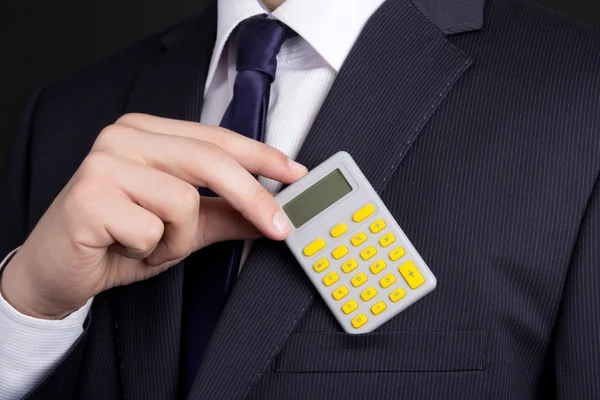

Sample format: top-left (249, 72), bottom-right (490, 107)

top-left (0, 114), bottom-right (307, 319)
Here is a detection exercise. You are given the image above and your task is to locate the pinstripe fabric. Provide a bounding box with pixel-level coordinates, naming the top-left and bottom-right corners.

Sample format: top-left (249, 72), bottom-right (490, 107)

top-left (1, 0), bottom-right (600, 398)
top-left (553, 175), bottom-right (600, 398)
top-left (188, 0), bottom-right (472, 398)
top-left (113, 9), bottom-right (218, 400)
top-left (410, 0), bottom-right (485, 34)
top-left (247, 0), bottom-right (600, 398)
top-left (274, 330), bottom-right (486, 372)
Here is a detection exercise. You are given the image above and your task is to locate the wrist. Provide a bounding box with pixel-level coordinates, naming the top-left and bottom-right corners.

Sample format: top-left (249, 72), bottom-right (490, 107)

top-left (0, 253), bottom-right (74, 320)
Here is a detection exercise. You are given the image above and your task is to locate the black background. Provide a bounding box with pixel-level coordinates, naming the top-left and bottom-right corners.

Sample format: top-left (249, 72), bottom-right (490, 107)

top-left (1, 0), bottom-right (600, 173)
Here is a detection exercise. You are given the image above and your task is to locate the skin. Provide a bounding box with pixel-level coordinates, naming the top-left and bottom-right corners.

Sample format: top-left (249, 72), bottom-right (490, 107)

top-left (0, 114), bottom-right (307, 319)
top-left (263, 0), bottom-right (285, 11)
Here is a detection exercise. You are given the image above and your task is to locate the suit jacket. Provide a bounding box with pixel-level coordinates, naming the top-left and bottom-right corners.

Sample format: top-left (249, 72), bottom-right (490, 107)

top-left (2, 0), bottom-right (600, 398)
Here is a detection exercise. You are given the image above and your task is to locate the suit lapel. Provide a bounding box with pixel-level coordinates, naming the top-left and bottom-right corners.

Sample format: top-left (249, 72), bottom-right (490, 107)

top-left (112, 5), bottom-right (217, 400)
top-left (188, 0), bottom-right (473, 398)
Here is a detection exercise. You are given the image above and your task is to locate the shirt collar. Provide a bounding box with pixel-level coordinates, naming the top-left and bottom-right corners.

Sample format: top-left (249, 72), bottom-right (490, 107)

top-left (205, 0), bottom-right (386, 92)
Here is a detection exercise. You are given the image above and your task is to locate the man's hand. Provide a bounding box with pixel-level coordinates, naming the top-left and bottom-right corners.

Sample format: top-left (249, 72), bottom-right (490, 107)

top-left (0, 114), bottom-right (307, 320)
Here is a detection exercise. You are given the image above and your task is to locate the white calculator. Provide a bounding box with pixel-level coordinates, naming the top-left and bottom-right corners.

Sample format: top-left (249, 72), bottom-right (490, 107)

top-left (275, 151), bottom-right (437, 334)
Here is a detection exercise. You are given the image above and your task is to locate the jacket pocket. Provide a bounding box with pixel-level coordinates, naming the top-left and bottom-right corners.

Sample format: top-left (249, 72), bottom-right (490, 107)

top-left (274, 330), bottom-right (486, 373)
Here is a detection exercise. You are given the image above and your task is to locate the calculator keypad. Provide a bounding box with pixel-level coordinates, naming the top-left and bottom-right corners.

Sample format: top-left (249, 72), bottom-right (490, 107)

top-left (389, 288), bottom-right (406, 302)
top-left (369, 260), bottom-right (386, 275)
top-left (313, 258), bottom-right (330, 272)
top-left (332, 245), bottom-right (349, 260)
top-left (330, 223), bottom-right (348, 238)
top-left (351, 272), bottom-right (368, 287)
top-left (341, 258), bottom-right (358, 274)
top-left (304, 238), bottom-right (326, 257)
top-left (351, 313), bottom-right (368, 328)
top-left (360, 287), bottom-right (377, 301)
top-left (389, 246), bottom-right (406, 261)
top-left (399, 261), bottom-right (425, 289)
top-left (350, 232), bottom-right (368, 247)
top-left (379, 233), bottom-right (396, 247)
top-left (369, 219), bottom-right (386, 233)
top-left (342, 300), bottom-right (359, 314)
top-left (332, 286), bottom-right (349, 300)
top-left (352, 204), bottom-right (375, 222)
top-left (360, 246), bottom-right (377, 260)
top-left (323, 272), bottom-right (339, 286)
top-left (379, 273), bottom-right (396, 288)
top-left (301, 203), bottom-right (431, 332)
top-left (371, 301), bottom-right (387, 315)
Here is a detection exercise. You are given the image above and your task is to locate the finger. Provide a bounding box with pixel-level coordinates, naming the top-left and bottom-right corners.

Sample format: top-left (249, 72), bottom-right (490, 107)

top-left (94, 153), bottom-right (200, 266)
top-left (103, 197), bottom-right (165, 260)
top-left (63, 177), bottom-right (165, 259)
top-left (195, 196), bottom-right (262, 248)
top-left (92, 132), bottom-right (293, 240)
top-left (112, 113), bottom-right (308, 182)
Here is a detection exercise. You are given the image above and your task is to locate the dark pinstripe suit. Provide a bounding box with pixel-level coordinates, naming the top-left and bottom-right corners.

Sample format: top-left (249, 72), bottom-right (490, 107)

top-left (1, 0), bottom-right (600, 398)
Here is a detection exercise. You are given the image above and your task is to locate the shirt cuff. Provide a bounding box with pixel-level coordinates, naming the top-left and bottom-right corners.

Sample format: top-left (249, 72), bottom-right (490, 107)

top-left (0, 248), bottom-right (93, 399)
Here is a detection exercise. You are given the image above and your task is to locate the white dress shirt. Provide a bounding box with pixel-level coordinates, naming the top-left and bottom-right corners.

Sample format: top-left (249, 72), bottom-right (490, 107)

top-left (0, 0), bottom-right (385, 398)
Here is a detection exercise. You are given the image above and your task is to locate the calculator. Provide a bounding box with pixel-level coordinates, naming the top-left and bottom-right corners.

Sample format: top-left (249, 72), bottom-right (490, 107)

top-left (275, 151), bottom-right (437, 334)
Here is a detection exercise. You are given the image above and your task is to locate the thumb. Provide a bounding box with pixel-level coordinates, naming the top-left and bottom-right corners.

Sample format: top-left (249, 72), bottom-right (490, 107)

top-left (195, 196), bottom-right (264, 248)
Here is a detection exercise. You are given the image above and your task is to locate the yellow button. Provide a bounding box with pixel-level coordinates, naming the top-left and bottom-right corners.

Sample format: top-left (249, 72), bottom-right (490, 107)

top-left (341, 258), bottom-right (359, 274)
top-left (360, 246), bottom-right (377, 260)
top-left (369, 259), bottom-right (386, 274)
top-left (323, 272), bottom-right (340, 287)
top-left (389, 287), bottom-right (406, 302)
top-left (332, 245), bottom-right (349, 260)
top-left (350, 232), bottom-right (367, 247)
top-left (379, 232), bottom-right (396, 248)
top-left (351, 272), bottom-right (368, 287)
top-left (360, 286), bottom-right (378, 301)
top-left (313, 258), bottom-right (330, 273)
top-left (342, 300), bottom-right (359, 315)
top-left (353, 204), bottom-right (375, 223)
top-left (389, 246), bottom-right (406, 261)
top-left (304, 238), bottom-right (326, 257)
top-left (371, 301), bottom-right (387, 315)
top-left (369, 219), bottom-right (386, 234)
top-left (351, 313), bottom-right (368, 328)
top-left (399, 261), bottom-right (425, 289)
top-left (330, 223), bottom-right (348, 238)
top-left (332, 285), bottom-right (349, 301)
top-left (379, 273), bottom-right (396, 288)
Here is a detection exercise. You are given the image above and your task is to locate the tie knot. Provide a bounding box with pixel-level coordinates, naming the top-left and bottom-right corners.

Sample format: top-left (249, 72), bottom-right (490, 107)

top-left (235, 16), bottom-right (294, 82)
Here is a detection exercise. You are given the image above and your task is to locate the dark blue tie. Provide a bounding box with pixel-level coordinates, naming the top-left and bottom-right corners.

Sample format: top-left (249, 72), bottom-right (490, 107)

top-left (220, 16), bottom-right (292, 141)
top-left (179, 16), bottom-right (294, 397)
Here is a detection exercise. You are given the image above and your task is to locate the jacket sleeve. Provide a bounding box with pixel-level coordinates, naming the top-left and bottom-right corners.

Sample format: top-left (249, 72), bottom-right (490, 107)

top-left (552, 172), bottom-right (600, 398)
top-left (0, 87), bottom-right (43, 255)
top-left (0, 88), bottom-right (91, 400)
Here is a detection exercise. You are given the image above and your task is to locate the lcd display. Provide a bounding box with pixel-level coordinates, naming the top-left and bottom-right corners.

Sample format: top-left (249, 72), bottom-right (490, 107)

top-left (283, 169), bottom-right (352, 228)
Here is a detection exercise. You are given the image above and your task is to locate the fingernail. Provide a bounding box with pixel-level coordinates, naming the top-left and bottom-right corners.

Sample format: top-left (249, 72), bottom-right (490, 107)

top-left (287, 158), bottom-right (307, 172)
top-left (272, 210), bottom-right (291, 235)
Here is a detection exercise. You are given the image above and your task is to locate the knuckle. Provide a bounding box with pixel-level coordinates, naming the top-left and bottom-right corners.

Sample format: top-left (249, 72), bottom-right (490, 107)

top-left (79, 151), bottom-right (111, 178)
top-left (276, 152), bottom-right (289, 168)
top-left (251, 188), bottom-right (274, 210)
top-left (138, 220), bottom-right (164, 252)
top-left (264, 151), bottom-right (288, 174)
top-left (115, 113), bottom-right (143, 126)
top-left (213, 129), bottom-right (234, 150)
top-left (63, 180), bottom-right (100, 215)
top-left (200, 142), bottom-right (224, 170)
top-left (94, 124), bottom-right (122, 149)
top-left (171, 184), bottom-right (200, 217)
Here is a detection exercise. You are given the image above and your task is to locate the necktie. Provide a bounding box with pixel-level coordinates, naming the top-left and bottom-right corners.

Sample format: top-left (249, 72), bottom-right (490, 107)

top-left (179, 16), bottom-right (295, 397)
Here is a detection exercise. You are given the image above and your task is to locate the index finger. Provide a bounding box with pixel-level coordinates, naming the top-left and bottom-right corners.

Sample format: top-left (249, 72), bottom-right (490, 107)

top-left (115, 113), bottom-right (307, 184)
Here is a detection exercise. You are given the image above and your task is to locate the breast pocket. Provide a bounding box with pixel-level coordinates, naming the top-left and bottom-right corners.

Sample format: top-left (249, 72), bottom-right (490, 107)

top-left (274, 330), bottom-right (487, 373)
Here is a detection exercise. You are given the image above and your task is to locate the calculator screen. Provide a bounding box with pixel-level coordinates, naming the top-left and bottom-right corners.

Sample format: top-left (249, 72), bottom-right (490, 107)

top-left (283, 168), bottom-right (352, 228)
